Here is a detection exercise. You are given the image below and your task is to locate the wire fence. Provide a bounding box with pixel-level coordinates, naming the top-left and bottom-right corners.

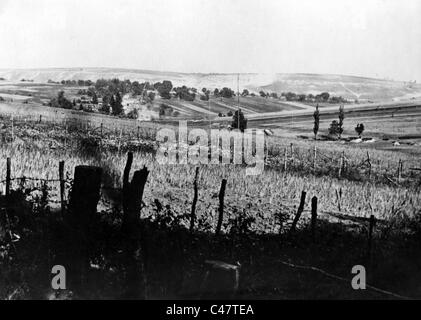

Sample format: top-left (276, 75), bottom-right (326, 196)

top-left (278, 260), bottom-right (413, 300)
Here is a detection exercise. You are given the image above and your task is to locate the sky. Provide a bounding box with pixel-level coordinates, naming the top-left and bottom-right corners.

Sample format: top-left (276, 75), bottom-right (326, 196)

top-left (0, 0), bottom-right (420, 81)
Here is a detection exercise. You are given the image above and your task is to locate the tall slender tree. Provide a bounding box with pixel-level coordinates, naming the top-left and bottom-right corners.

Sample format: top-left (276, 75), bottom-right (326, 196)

top-left (338, 104), bottom-right (344, 139)
top-left (313, 104), bottom-right (320, 140)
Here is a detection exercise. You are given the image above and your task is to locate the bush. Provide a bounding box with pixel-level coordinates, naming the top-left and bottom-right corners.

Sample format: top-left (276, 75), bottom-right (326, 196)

top-left (328, 120), bottom-right (341, 138)
top-left (355, 123), bottom-right (364, 137)
top-left (220, 87), bottom-right (235, 98)
top-left (231, 109), bottom-right (247, 132)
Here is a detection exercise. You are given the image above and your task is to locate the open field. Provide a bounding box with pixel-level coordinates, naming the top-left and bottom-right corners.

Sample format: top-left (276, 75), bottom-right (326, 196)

top-left (0, 115), bottom-right (420, 299)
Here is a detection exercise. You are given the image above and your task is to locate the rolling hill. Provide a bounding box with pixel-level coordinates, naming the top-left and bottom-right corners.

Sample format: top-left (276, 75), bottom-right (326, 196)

top-left (1, 68), bottom-right (420, 101)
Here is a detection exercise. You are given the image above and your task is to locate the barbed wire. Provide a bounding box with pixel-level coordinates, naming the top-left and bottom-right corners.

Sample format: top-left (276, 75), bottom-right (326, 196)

top-left (279, 260), bottom-right (413, 300)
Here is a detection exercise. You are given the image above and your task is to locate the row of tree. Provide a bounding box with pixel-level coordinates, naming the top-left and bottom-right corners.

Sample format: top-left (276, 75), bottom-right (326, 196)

top-left (313, 104), bottom-right (364, 139)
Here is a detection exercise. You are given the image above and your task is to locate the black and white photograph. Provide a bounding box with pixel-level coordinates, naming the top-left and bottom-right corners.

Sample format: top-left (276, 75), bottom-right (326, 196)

top-left (0, 0), bottom-right (420, 306)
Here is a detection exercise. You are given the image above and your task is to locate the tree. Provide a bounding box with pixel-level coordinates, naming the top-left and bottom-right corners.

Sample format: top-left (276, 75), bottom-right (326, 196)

top-left (338, 105), bottom-right (345, 139)
top-left (99, 103), bottom-right (110, 114)
top-left (328, 120), bottom-right (341, 138)
top-left (50, 91), bottom-right (73, 109)
top-left (92, 92), bottom-right (98, 104)
top-left (298, 94), bottom-right (306, 102)
top-left (355, 123), bottom-right (365, 138)
top-left (112, 92), bottom-right (124, 116)
top-left (241, 89), bottom-right (249, 96)
top-left (313, 104), bottom-right (320, 139)
top-left (320, 92), bottom-right (330, 101)
top-left (109, 95), bottom-right (116, 115)
top-left (147, 91), bottom-right (156, 102)
top-left (285, 92), bottom-right (297, 101)
top-left (156, 80), bottom-right (173, 99)
top-left (231, 109), bottom-right (247, 132)
top-left (220, 87), bottom-right (234, 98)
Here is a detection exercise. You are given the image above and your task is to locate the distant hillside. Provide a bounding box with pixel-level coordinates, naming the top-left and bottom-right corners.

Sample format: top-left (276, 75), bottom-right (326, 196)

top-left (1, 68), bottom-right (420, 100)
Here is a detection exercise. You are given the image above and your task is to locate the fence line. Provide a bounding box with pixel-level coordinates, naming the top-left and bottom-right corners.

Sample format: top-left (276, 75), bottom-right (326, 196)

top-left (279, 260), bottom-right (413, 300)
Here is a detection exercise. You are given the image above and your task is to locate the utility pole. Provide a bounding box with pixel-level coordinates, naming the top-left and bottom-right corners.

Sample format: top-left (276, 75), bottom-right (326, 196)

top-left (237, 73), bottom-right (240, 130)
top-left (208, 92), bottom-right (211, 133)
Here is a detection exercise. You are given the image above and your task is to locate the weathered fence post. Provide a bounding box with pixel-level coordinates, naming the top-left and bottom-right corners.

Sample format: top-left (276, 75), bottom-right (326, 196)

top-left (338, 151), bottom-right (345, 178)
top-left (122, 152), bottom-right (150, 235)
top-left (68, 165), bottom-right (102, 289)
top-left (367, 214), bottom-right (376, 263)
top-left (312, 145), bottom-right (317, 170)
top-left (335, 188), bottom-right (342, 211)
top-left (100, 122), bottom-right (103, 138)
top-left (59, 161), bottom-right (65, 214)
top-left (121, 152), bottom-right (150, 299)
top-left (311, 196), bottom-right (318, 242)
top-left (5, 157), bottom-right (11, 202)
top-left (397, 159), bottom-right (403, 182)
top-left (11, 115), bottom-right (14, 143)
top-left (118, 128), bottom-right (123, 153)
top-left (39, 115), bottom-right (42, 123)
top-left (289, 190), bottom-right (306, 234)
top-left (137, 126), bottom-right (140, 141)
top-left (189, 167), bottom-right (199, 232)
top-left (283, 147), bottom-right (288, 172)
top-left (215, 179), bottom-right (227, 235)
top-left (366, 151), bottom-right (371, 179)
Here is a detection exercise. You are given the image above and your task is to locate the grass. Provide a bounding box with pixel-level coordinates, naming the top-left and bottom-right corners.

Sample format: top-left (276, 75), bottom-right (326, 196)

top-left (0, 113), bottom-right (420, 299)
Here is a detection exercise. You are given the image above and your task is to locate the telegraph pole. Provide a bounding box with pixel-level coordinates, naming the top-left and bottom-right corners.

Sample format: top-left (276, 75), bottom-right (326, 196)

top-left (237, 73), bottom-right (240, 130)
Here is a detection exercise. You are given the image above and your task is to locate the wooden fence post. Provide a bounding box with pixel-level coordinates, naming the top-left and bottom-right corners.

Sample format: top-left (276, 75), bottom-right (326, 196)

top-left (311, 196), bottom-right (318, 242)
top-left (122, 152), bottom-right (150, 235)
top-left (67, 165), bottom-right (102, 289)
top-left (366, 151), bottom-right (371, 179)
top-left (215, 179), bottom-right (227, 235)
top-left (335, 188), bottom-right (342, 211)
top-left (338, 151), bottom-right (345, 178)
top-left (137, 126), bottom-right (140, 141)
top-left (118, 128), bottom-right (123, 152)
top-left (289, 190), bottom-right (306, 234)
top-left (68, 165), bottom-right (102, 224)
top-left (6, 157), bottom-right (11, 202)
top-left (59, 161), bottom-right (65, 214)
top-left (120, 152), bottom-right (150, 299)
top-left (11, 115), bottom-right (14, 143)
top-left (100, 122), bottom-right (103, 138)
top-left (283, 148), bottom-right (288, 172)
top-left (39, 115), bottom-right (42, 123)
top-left (313, 145), bottom-right (317, 170)
top-left (190, 167), bottom-right (199, 232)
top-left (397, 159), bottom-right (403, 182)
top-left (368, 214), bottom-right (376, 261)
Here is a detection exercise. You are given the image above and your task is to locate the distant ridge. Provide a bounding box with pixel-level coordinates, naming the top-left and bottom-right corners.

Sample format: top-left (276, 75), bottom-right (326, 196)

top-left (1, 68), bottom-right (420, 100)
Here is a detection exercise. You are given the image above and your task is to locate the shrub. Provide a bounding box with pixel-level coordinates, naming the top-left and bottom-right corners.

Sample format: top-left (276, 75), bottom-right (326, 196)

top-left (328, 120), bottom-right (341, 138)
top-left (355, 123), bottom-right (365, 137)
top-left (231, 109), bottom-right (247, 132)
